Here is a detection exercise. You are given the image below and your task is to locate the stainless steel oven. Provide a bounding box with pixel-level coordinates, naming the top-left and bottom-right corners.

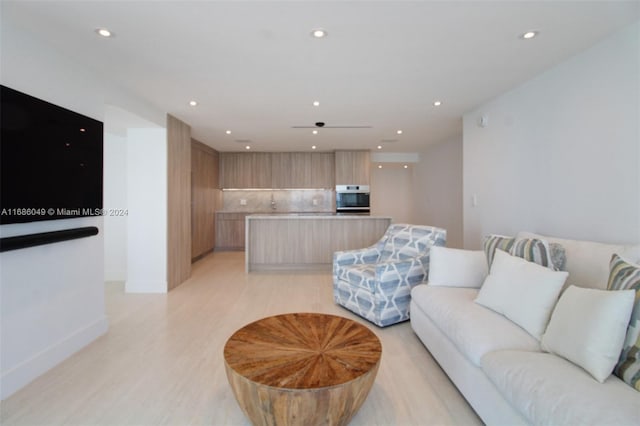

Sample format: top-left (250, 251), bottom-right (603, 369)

top-left (336, 185), bottom-right (370, 214)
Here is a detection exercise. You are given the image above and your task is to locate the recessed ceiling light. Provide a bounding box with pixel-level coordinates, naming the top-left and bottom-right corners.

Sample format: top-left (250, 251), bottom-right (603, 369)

top-left (79, 128), bottom-right (86, 132)
top-left (404, 165), bottom-right (409, 169)
top-left (312, 130), bottom-right (318, 135)
top-left (396, 130), bottom-right (403, 135)
top-left (311, 145), bottom-right (317, 150)
top-left (95, 28), bottom-right (113, 38)
top-left (378, 165), bottom-right (383, 169)
top-left (189, 100), bottom-right (198, 107)
top-left (377, 145), bottom-right (382, 150)
top-left (226, 130), bottom-right (232, 135)
top-left (521, 31), bottom-right (538, 40)
top-left (313, 101), bottom-right (320, 107)
top-left (245, 145), bottom-right (251, 150)
top-left (433, 100), bottom-right (442, 107)
top-left (311, 29), bottom-right (327, 38)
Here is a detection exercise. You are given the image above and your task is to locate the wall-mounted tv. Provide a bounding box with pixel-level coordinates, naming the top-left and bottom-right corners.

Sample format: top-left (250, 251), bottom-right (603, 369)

top-left (1, 85), bottom-right (103, 224)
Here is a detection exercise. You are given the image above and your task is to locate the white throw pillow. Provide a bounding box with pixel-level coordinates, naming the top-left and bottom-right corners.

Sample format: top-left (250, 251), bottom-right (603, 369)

top-left (428, 247), bottom-right (488, 288)
top-left (475, 249), bottom-right (568, 340)
top-left (541, 285), bottom-right (635, 383)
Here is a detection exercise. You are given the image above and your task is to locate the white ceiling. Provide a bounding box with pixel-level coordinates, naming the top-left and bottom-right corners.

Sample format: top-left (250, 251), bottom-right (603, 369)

top-left (3, 1), bottom-right (639, 152)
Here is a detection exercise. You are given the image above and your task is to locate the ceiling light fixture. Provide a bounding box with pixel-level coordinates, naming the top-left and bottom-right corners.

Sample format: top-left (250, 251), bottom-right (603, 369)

top-left (95, 28), bottom-right (113, 38)
top-left (396, 130), bottom-right (403, 135)
top-left (312, 130), bottom-right (318, 135)
top-left (377, 145), bottom-right (382, 150)
top-left (404, 165), bottom-right (409, 169)
top-left (226, 130), bottom-right (232, 135)
top-left (378, 165), bottom-right (383, 169)
top-left (313, 101), bottom-right (320, 107)
top-left (189, 100), bottom-right (198, 107)
top-left (311, 145), bottom-right (317, 150)
top-left (245, 145), bottom-right (251, 150)
top-left (433, 100), bottom-right (442, 106)
top-left (521, 31), bottom-right (538, 40)
top-left (311, 29), bottom-right (327, 38)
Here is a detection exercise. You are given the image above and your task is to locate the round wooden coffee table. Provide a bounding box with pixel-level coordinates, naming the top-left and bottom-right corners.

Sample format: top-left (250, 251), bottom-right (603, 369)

top-left (223, 312), bottom-right (382, 426)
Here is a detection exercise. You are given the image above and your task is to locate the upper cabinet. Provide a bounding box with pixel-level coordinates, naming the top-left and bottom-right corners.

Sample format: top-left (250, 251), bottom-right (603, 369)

top-left (310, 152), bottom-right (335, 189)
top-left (220, 152), bottom-right (272, 189)
top-left (220, 152), bottom-right (335, 189)
top-left (335, 150), bottom-right (370, 186)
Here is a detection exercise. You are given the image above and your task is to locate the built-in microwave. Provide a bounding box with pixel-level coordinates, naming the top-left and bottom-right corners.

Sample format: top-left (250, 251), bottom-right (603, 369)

top-left (336, 185), bottom-right (370, 214)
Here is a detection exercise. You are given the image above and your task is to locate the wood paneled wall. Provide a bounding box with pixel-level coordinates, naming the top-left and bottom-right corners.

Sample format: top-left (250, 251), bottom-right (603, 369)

top-left (191, 140), bottom-right (220, 260)
top-left (167, 114), bottom-right (191, 290)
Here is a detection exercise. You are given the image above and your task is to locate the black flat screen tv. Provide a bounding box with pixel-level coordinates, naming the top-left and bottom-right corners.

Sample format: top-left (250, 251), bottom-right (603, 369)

top-left (1, 85), bottom-right (103, 224)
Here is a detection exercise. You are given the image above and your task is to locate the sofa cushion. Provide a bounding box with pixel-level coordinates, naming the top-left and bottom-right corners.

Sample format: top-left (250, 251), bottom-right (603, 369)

top-left (481, 350), bottom-right (640, 425)
top-left (541, 285), bottom-right (634, 383)
top-left (475, 249), bottom-right (568, 340)
top-left (608, 253), bottom-right (640, 390)
top-left (411, 285), bottom-right (540, 366)
top-left (428, 247), bottom-right (488, 288)
top-left (517, 231), bottom-right (640, 290)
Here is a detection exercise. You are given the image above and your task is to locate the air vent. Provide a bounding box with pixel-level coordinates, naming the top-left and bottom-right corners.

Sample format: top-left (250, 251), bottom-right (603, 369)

top-left (381, 139), bottom-right (398, 143)
top-left (235, 139), bottom-right (251, 143)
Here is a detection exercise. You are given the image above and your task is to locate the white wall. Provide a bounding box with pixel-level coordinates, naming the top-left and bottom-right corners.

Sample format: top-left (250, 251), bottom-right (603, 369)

top-left (103, 133), bottom-right (128, 281)
top-left (370, 165), bottom-right (415, 223)
top-left (125, 129), bottom-right (168, 293)
top-left (0, 17), bottom-right (165, 398)
top-left (412, 136), bottom-right (464, 248)
top-left (463, 22), bottom-right (640, 249)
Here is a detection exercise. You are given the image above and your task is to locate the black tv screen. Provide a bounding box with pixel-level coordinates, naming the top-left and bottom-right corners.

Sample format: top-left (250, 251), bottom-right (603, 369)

top-left (1, 85), bottom-right (103, 224)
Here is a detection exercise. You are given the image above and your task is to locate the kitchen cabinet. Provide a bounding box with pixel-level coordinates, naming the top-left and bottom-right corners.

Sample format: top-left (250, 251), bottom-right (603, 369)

top-left (310, 152), bottom-right (335, 188)
top-left (191, 140), bottom-right (219, 260)
top-left (220, 152), bottom-right (271, 189)
top-left (270, 153), bottom-right (293, 189)
top-left (215, 212), bottom-right (248, 250)
top-left (335, 150), bottom-right (370, 185)
top-left (221, 152), bottom-right (334, 189)
top-left (220, 152), bottom-right (253, 189)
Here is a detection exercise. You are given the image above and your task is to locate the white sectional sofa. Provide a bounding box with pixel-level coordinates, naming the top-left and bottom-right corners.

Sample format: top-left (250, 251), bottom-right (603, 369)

top-left (410, 231), bottom-right (640, 425)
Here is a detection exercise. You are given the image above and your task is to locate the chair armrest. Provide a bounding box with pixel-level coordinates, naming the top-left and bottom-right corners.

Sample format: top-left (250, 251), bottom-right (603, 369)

top-left (374, 257), bottom-right (429, 291)
top-left (333, 247), bottom-right (381, 266)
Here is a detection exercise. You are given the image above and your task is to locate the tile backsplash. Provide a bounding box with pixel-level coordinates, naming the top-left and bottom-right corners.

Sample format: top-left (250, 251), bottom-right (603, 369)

top-left (222, 190), bottom-right (334, 213)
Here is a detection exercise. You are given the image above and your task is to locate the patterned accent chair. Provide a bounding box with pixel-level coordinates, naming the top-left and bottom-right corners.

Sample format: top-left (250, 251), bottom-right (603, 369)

top-left (333, 224), bottom-right (447, 327)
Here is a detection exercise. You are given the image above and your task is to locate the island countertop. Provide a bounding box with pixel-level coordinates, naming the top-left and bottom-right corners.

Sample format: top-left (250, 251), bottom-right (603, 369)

top-left (245, 214), bottom-right (391, 272)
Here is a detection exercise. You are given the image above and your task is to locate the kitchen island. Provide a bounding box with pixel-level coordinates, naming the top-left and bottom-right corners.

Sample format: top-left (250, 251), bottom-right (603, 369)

top-left (246, 214), bottom-right (392, 272)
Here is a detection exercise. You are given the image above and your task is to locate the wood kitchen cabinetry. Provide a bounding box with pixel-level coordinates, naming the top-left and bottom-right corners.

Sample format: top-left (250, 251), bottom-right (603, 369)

top-left (191, 140), bottom-right (220, 260)
top-left (220, 152), bottom-right (334, 189)
top-left (335, 150), bottom-right (370, 186)
top-left (215, 212), bottom-right (248, 250)
top-left (310, 152), bottom-right (335, 189)
top-left (220, 152), bottom-right (271, 189)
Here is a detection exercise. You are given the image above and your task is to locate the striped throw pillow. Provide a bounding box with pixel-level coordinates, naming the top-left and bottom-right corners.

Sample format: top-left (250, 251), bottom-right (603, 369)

top-left (607, 253), bottom-right (640, 391)
top-left (483, 235), bottom-right (514, 268)
top-left (509, 238), bottom-right (555, 270)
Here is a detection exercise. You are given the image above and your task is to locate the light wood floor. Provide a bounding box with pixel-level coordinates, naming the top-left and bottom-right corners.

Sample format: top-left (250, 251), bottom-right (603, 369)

top-left (1, 252), bottom-right (482, 426)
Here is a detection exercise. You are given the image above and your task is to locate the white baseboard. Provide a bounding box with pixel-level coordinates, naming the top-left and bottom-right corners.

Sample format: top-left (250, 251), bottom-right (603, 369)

top-left (0, 316), bottom-right (109, 400)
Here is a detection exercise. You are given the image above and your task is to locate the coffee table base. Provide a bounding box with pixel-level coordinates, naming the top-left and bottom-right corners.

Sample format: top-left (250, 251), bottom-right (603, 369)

top-left (225, 362), bottom-right (379, 426)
